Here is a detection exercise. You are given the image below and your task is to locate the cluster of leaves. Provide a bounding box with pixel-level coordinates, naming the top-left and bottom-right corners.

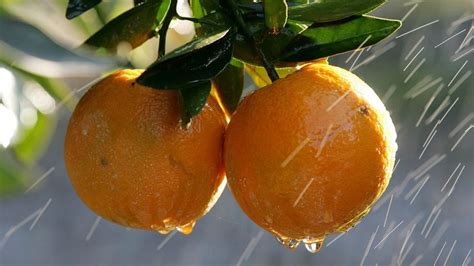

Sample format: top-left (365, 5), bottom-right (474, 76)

top-left (67, 0), bottom-right (401, 124)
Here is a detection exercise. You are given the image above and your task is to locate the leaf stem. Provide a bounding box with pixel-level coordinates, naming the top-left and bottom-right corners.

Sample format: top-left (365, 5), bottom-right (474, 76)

top-left (224, 0), bottom-right (279, 82)
top-left (158, 0), bottom-right (178, 58)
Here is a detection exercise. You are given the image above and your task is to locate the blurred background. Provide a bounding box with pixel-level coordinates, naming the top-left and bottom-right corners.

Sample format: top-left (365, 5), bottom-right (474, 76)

top-left (0, 0), bottom-right (472, 265)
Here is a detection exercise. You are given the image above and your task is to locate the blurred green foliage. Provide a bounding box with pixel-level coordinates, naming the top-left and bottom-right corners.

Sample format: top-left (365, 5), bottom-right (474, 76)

top-left (0, 0), bottom-right (126, 196)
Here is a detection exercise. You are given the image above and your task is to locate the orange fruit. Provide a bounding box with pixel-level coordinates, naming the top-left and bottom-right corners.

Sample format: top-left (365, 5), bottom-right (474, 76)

top-left (224, 63), bottom-right (397, 251)
top-left (64, 69), bottom-right (227, 234)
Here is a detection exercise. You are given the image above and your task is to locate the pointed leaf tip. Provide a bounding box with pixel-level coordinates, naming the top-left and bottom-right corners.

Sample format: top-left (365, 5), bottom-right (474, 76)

top-left (180, 81), bottom-right (212, 126)
top-left (280, 16), bottom-right (401, 62)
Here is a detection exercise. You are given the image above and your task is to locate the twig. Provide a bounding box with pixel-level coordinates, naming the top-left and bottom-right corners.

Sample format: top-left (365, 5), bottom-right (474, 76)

top-left (224, 0), bottom-right (279, 82)
top-left (158, 0), bottom-right (178, 58)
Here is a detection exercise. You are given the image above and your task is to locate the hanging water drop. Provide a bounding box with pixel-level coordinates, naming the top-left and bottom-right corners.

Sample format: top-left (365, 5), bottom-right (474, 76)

top-left (304, 240), bottom-right (323, 253)
top-left (177, 221), bottom-right (196, 235)
top-left (151, 224), bottom-right (173, 235)
top-left (276, 236), bottom-right (300, 250)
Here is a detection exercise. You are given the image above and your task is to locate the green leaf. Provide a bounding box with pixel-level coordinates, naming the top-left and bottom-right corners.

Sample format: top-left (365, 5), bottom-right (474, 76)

top-left (240, 0), bottom-right (386, 23)
top-left (180, 81), bottom-right (212, 126)
top-left (279, 16), bottom-right (401, 62)
top-left (287, 19), bottom-right (311, 33)
top-left (83, 0), bottom-right (171, 52)
top-left (233, 19), bottom-right (297, 65)
top-left (13, 112), bottom-right (56, 165)
top-left (288, 0), bottom-right (386, 22)
top-left (213, 59), bottom-right (244, 113)
top-left (263, 0), bottom-right (288, 31)
top-left (196, 11), bottom-right (233, 36)
top-left (138, 29), bottom-right (234, 89)
top-left (191, 0), bottom-right (206, 19)
top-left (190, 0), bottom-right (220, 18)
top-left (66, 0), bottom-right (101, 19)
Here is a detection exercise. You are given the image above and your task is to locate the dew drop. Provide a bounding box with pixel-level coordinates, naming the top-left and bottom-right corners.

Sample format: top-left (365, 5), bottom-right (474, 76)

top-left (276, 236), bottom-right (300, 250)
top-left (177, 221), bottom-right (196, 235)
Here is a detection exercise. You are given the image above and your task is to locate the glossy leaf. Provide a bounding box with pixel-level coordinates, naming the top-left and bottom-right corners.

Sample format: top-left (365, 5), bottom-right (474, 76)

top-left (138, 29), bottom-right (234, 89)
top-left (240, 0), bottom-right (386, 23)
top-left (233, 19), bottom-right (296, 65)
top-left (263, 0), bottom-right (288, 31)
top-left (213, 59), bottom-right (244, 114)
top-left (84, 0), bottom-right (171, 52)
top-left (279, 16), bottom-right (401, 62)
top-left (190, 0), bottom-right (206, 19)
top-left (288, 0), bottom-right (386, 22)
top-left (190, 0), bottom-right (220, 18)
top-left (287, 20), bottom-right (311, 33)
top-left (66, 0), bottom-right (101, 19)
top-left (196, 11), bottom-right (232, 37)
top-left (237, 2), bottom-right (262, 15)
top-left (180, 81), bottom-right (212, 126)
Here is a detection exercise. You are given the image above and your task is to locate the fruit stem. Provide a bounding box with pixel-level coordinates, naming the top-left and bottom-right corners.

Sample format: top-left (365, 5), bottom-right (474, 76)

top-left (224, 0), bottom-right (280, 82)
top-left (158, 0), bottom-right (178, 58)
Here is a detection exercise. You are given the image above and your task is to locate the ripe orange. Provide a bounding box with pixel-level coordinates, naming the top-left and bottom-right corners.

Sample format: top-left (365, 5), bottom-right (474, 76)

top-left (224, 63), bottom-right (397, 251)
top-left (64, 69), bottom-right (227, 234)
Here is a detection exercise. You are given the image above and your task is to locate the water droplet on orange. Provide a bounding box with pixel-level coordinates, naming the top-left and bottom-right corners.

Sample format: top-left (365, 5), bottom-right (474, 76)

top-left (276, 236), bottom-right (300, 250)
top-left (177, 221), bottom-right (196, 235)
top-left (151, 225), bottom-right (172, 235)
